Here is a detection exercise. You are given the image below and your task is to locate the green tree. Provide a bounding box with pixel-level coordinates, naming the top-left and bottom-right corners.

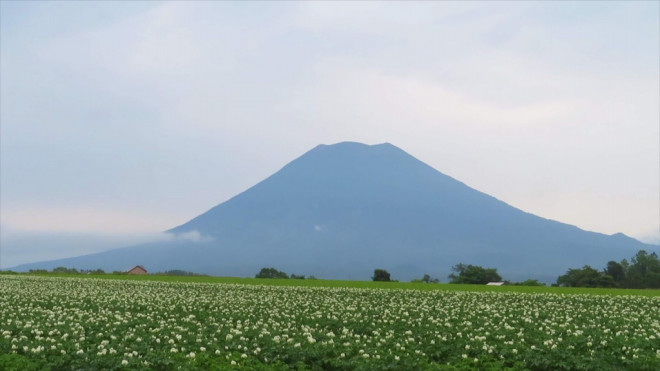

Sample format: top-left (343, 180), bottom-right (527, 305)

top-left (626, 250), bottom-right (660, 288)
top-left (510, 279), bottom-right (546, 286)
top-left (556, 265), bottom-right (616, 288)
top-left (421, 274), bottom-right (439, 283)
top-left (52, 267), bottom-right (79, 274)
top-left (255, 267), bottom-right (289, 279)
top-left (603, 260), bottom-right (625, 286)
top-left (372, 269), bottom-right (391, 282)
top-left (448, 263), bottom-right (502, 284)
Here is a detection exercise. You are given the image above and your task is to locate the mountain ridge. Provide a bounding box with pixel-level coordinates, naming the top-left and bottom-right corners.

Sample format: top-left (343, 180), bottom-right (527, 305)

top-left (10, 141), bottom-right (658, 282)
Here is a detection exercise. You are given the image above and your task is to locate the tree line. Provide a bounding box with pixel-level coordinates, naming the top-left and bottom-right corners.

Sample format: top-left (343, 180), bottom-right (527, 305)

top-left (6, 249), bottom-right (658, 289)
top-left (8, 267), bottom-right (207, 276)
top-left (556, 250), bottom-right (659, 288)
top-left (372, 250), bottom-right (660, 288)
top-left (254, 267), bottom-right (315, 280)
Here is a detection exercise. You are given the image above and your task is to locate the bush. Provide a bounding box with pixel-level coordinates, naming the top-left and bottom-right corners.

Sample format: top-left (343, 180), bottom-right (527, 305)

top-left (448, 263), bottom-right (502, 284)
top-left (509, 279), bottom-right (546, 286)
top-left (255, 267), bottom-right (289, 279)
top-left (52, 267), bottom-right (79, 274)
top-left (372, 269), bottom-right (391, 282)
top-left (556, 266), bottom-right (617, 288)
top-left (157, 269), bottom-right (207, 276)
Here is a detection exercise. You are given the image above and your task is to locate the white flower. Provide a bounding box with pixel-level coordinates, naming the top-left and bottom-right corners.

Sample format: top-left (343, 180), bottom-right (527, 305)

top-left (121, 360), bottom-right (128, 365)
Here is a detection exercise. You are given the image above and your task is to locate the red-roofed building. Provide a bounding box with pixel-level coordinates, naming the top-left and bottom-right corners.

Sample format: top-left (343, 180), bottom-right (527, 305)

top-left (127, 265), bottom-right (147, 275)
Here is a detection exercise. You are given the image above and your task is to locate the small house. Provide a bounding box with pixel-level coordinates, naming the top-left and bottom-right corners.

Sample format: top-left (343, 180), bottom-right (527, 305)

top-left (127, 265), bottom-right (147, 275)
top-left (486, 281), bottom-right (504, 286)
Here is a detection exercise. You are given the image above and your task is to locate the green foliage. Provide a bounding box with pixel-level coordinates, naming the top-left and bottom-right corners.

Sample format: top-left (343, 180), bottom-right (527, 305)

top-left (559, 250), bottom-right (660, 289)
top-left (0, 353), bottom-right (40, 371)
top-left (81, 268), bottom-right (106, 274)
top-left (604, 261), bottom-right (625, 286)
top-left (52, 267), bottom-right (79, 274)
top-left (372, 269), bottom-right (391, 282)
top-left (255, 267), bottom-right (289, 279)
top-left (1, 275), bottom-right (659, 370)
top-left (156, 269), bottom-right (207, 276)
top-left (625, 250), bottom-right (660, 288)
top-left (412, 274), bottom-right (439, 283)
top-left (448, 263), bottom-right (502, 284)
top-left (507, 279), bottom-right (546, 286)
top-left (557, 265), bottom-right (617, 288)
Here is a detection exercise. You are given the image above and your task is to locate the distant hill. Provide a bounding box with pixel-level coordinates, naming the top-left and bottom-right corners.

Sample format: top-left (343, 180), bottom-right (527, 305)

top-left (11, 142), bottom-right (658, 282)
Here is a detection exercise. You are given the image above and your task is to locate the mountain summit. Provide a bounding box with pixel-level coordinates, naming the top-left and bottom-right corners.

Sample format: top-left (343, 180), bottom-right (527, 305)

top-left (12, 142), bottom-right (656, 281)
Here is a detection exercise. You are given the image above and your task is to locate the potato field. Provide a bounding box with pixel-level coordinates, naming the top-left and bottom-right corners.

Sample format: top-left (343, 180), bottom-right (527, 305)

top-left (1, 275), bottom-right (659, 370)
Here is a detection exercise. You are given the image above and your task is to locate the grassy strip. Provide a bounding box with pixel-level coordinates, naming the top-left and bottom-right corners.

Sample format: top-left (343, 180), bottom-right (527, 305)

top-left (18, 272), bottom-right (660, 296)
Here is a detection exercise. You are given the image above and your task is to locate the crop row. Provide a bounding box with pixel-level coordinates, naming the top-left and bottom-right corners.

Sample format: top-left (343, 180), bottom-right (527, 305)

top-left (1, 275), bottom-right (659, 369)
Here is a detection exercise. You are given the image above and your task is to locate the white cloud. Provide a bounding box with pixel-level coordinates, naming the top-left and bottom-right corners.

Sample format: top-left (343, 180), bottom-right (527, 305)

top-left (163, 230), bottom-right (214, 243)
top-left (0, 224), bottom-right (213, 268)
top-left (1, 1), bottom-right (657, 246)
top-left (0, 223), bottom-right (167, 268)
top-left (1, 207), bottom-right (182, 234)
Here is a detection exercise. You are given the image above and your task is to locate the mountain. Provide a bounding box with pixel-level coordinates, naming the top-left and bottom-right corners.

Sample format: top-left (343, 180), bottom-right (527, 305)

top-left (10, 142), bottom-right (658, 282)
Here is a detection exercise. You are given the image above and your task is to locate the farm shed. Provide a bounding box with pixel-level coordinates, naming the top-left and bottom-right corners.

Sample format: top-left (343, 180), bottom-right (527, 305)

top-left (127, 265), bottom-right (147, 275)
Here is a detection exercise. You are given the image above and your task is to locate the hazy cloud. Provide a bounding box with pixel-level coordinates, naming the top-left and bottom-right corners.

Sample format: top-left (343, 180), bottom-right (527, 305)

top-left (0, 223), bottom-right (166, 269)
top-left (163, 230), bottom-right (214, 243)
top-left (1, 1), bottom-right (657, 268)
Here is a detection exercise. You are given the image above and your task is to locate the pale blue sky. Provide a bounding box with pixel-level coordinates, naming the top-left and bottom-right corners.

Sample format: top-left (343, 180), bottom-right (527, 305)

top-left (1, 1), bottom-right (658, 267)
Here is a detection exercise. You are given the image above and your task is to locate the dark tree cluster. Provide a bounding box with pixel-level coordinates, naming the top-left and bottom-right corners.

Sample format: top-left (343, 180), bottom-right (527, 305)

top-left (255, 267), bottom-right (309, 279)
top-left (556, 250), bottom-right (660, 288)
top-left (52, 267), bottom-right (80, 274)
top-left (255, 267), bottom-right (289, 279)
top-left (156, 269), bottom-right (207, 276)
top-left (422, 274), bottom-right (440, 283)
top-left (372, 269), bottom-right (391, 282)
top-left (506, 279), bottom-right (545, 286)
top-left (448, 263), bottom-right (502, 284)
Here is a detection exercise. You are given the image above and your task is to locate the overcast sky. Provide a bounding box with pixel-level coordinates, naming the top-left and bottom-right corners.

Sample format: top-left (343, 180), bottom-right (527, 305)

top-left (1, 1), bottom-right (659, 268)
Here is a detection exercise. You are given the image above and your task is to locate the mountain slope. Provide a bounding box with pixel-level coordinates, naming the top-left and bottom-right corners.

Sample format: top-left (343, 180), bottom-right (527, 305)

top-left (11, 142), bottom-right (657, 282)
